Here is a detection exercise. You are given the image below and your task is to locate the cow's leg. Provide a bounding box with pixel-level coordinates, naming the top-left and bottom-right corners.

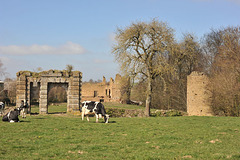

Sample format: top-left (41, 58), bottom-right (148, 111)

top-left (24, 110), bottom-right (26, 118)
top-left (82, 107), bottom-right (85, 121)
top-left (20, 110), bottom-right (23, 118)
top-left (86, 115), bottom-right (90, 122)
top-left (23, 108), bottom-right (26, 118)
top-left (104, 115), bottom-right (109, 123)
top-left (95, 114), bottom-right (99, 123)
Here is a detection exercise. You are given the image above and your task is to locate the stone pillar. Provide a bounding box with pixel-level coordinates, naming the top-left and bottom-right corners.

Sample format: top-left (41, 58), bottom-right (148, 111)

top-left (26, 80), bottom-right (31, 113)
top-left (39, 81), bottom-right (48, 114)
top-left (68, 71), bottom-right (82, 114)
top-left (16, 74), bottom-right (27, 107)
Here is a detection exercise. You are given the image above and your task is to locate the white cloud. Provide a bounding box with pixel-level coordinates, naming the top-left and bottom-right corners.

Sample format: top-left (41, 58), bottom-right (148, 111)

top-left (0, 42), bottom-right (86, 55)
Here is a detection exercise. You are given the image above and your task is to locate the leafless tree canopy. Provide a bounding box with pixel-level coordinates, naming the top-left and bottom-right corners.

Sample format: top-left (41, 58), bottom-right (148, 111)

top-left (113, 20), bottom-right (177, 116)
top-left (113, 20), bottom-right (239, 116)
top-left (204, 27), bottom-right (240, 116)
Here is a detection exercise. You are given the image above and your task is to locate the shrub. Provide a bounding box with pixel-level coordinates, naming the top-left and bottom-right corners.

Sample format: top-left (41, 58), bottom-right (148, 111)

top-left (106, 108), bottom-right (144, 117)
top-left (151, 109), bottom-right (182, 117)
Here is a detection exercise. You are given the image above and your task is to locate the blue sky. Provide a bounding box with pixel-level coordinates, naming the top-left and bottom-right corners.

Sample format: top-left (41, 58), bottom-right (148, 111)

top-left (0, 0), bottom-right (239, 81)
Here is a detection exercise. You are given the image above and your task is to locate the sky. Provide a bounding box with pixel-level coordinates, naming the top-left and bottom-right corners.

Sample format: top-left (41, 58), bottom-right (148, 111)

top-left (0, 0), bottom-right (239, 81)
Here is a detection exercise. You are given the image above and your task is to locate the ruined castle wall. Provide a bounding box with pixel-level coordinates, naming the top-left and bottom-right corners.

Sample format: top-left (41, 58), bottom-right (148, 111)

top-left (111, 75), bottom-right (121, 101)
top-left (81, 74), bottom-right (122, 102)
top-left (82, 83), bottom-right (106, 98)
top-left (187, 71), bottom-right (212, 116)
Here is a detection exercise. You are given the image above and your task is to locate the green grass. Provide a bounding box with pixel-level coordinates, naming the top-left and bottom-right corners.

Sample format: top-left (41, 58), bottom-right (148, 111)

top-left (1, 115), bottom-right (240, 159)
top-left (31, 104), bottom-right (67, 114)
top-left (30, 102), bottom-right (144, 114)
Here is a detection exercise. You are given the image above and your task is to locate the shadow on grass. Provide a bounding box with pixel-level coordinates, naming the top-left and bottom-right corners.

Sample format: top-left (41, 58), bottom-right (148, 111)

top-left (96, 121), bottom-right (117, 124)
top-left (32, 117), bottom-right (46, 119)
top-left (48, 112), bottom-right (67, 114)
top-left (108, 121), bottom-right (116, 123)
top-left (82, 120), bottom-right (117, 124)
top-left (30, 113), bottom-right (39, 115)
top-left (19, 120), bottom-right (31, 123)
top-left (30, 112), bottom-right (67, 115)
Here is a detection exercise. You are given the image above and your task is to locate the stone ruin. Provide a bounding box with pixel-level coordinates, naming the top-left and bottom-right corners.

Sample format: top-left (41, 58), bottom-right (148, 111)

top-left (187, 71), bottom-right (212, 116)
top-left (16, 70), bottom-right (82, 114)
top-left (15, 69), bottom-right (213, 116)
top-left (81, 74), bottom-right (122, 102)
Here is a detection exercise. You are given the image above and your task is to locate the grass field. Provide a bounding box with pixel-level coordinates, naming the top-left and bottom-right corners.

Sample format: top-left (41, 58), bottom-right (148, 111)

top-left (30, 104), bottom-right (67, 114)
top-left (1, 112), bottom-right (240, 159)
top-left (30, 102), bottom-right (145, 114)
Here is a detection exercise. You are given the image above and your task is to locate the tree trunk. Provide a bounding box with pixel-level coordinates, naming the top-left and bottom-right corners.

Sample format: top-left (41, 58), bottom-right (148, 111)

top-left (145, 76), bottom-right (152, 117)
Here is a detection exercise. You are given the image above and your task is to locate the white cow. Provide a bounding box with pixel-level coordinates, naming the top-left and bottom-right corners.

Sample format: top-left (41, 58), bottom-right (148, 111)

top-left (20, 100), bottom-right (28, 118)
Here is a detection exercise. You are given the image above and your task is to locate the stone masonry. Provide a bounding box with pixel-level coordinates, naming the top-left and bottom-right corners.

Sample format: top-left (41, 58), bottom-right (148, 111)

top-left (81, 74), bottom-right (122, 102)
top-left (187, 71), bottom-right (212, 116)
top-left (16, 70), bottom-right (82, 114)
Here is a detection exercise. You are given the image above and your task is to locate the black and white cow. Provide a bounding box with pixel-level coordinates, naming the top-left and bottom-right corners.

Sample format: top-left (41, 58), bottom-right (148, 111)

top-left (2, 107), bottom-right (21, 122)
top-left (81, 101), bottom-right (109, 123)
top-left (0, 102), bottom-right (5, 116)
top-left (20, 100), bottom-right (28, 118)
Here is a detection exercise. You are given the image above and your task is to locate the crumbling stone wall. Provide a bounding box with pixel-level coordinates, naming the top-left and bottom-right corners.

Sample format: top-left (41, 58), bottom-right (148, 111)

top-left (16, 70), bottom-right (82, 114)
top-left (81, 74), bottom-right (122, 102)
top-left (187, 71), bottom-right (212, 116)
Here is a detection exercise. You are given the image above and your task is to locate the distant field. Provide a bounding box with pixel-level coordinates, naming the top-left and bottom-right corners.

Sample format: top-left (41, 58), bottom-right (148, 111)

top-left (1, 113), bottom-right (240, 159)
top-left (30, 102), bottom-right (144, 114)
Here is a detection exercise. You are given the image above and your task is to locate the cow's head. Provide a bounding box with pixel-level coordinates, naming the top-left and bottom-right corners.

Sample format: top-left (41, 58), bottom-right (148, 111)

top-left (14, 107), bottom-right (22, 115)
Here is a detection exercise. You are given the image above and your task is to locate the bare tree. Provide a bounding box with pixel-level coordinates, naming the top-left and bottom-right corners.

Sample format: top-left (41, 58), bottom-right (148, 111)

top-left (112, 19), bottom-right (175, 116)
top-left (37, 67), bottom-right (43, 72)
top-left (4, 78), bottom-right (16, 105)
top-left (66, 64), bottom-right (74, 76)
top-left (119, 76), bottom-right (131, 104)
top-left (168, 34), bottom-right (203, 110)
top-left (0, 59), bottom-right (6, 79)
top-left (48, 86), bottom-right (67, 104)
top-left (203, 26), bottom-right (240, 116)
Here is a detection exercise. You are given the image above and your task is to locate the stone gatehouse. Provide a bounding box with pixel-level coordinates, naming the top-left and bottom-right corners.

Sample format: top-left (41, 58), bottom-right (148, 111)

top-left (81, 74), bottom-right (122, 102)
top-left (16, 70), bottom-right (82, 114)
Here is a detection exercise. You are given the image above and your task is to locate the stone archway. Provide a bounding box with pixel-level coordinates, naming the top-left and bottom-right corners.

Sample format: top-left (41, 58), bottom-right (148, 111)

top-left (16, 70), bottom-right (82, 114)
